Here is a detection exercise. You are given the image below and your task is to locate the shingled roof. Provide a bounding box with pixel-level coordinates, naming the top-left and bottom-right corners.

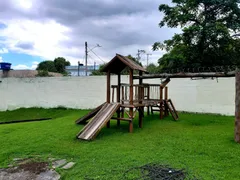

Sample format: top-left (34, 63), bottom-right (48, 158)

top-left (101, 54), bottom-right (148, 74)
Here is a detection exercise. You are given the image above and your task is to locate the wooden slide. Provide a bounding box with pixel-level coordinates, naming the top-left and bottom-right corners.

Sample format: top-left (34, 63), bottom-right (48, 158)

top-left (75, 102), bottom-right (106, 124)
top-left (76, 103), bottom-right (120, 141)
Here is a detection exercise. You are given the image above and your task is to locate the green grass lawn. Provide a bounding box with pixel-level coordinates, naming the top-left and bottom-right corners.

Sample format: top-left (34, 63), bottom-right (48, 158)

top-left (0, 108), bottom-right (239, 179)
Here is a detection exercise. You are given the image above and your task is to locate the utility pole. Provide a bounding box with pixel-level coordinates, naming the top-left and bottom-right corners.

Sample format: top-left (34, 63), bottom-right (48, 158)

top-left (78, 61), bottom-right (80, 76)
top-left (146, 53), bottom-right (152, 67)
top-left (85, 41), bottom-right (88, 76)
top-left (94, 62), bottom-right (96, 70)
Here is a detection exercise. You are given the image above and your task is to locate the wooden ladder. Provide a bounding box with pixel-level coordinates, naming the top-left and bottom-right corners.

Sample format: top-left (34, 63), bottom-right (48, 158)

top-left (166, 99), bottom-right (178, 120)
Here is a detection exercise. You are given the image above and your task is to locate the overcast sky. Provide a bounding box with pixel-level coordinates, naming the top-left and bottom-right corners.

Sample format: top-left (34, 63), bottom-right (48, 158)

top-left (0, 0), bottom-right (180, 69)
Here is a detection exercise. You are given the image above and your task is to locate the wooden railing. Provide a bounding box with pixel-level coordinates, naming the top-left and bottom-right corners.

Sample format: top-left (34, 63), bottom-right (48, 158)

top-left (111, 83), bottom-right (168, 104)
top-left (111, 84), bottom-right (144, 103)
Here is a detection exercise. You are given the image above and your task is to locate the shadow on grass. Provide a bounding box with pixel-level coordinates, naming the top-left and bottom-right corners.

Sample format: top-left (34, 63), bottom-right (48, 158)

top-left (0, 107), bottom-right (86, 123)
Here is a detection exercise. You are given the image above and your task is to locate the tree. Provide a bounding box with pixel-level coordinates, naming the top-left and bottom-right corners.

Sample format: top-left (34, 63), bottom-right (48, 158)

top-left (36, 57), bottom-right (70, 75)
top-left (54, 57), bottom-right (70, 74)
top-left (153, 0), bottom-right (240, 143)
top-left (126, 55), bottom-right (143, 67)
top-left (153, 0), bottom-right (240, 71)
top-left (91, 64), bottom-right (106, 76)
top-left (146, 63), bottom-right (159, 74)
top-left (36, 61), bottom-right (57, 72)
top-left (120, 55), bottom-right (143, 75)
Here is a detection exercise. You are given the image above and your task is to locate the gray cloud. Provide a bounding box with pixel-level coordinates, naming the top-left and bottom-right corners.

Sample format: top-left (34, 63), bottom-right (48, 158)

top-left (39, 0), bottom-right (159, 24)
top-left (15, 41), bottom-right (34, 50)
top-left (0, 0), bottom-right (179, 65)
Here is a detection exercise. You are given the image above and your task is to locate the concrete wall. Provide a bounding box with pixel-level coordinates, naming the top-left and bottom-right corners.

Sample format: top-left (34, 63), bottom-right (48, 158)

top-left (0, 76), bottom-right (235, 115)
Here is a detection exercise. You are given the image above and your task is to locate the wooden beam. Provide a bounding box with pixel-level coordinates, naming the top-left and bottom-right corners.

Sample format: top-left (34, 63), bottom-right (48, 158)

top-left (160, 87), bottom-right (163, 119)
top-left (164, 86), bottom-right (168, 101)
top-left (235, 72), bottom-right (240, 143)
top-left (139, 71), bottom-right (143, 85)
top-left (121, 86), bottom-right (125, 118)
top-left (112, 87), bottom-right (115, 102)
top-left (117, 73), bottom-right (121, 127)
top-left (129, 69), bottom-right (134, 133)
top-left (106, 70), bottom-right (111, 128)
top-left (133, 71), bottom-right (236, 79)
top-left (147, 86), bottom-right (150, 115)
top-left (160, 77), bottom-right (170, 88)
top-left (164, 87), bottom-right (169, 116)
top-left (117, 73), bottom-right (121, 103)
top-left (107, 70), bottom-right (111, 103)
top-left (138, 71), bottom-right (143, 128)
top-left (129, 69), bottom-right (133, 105)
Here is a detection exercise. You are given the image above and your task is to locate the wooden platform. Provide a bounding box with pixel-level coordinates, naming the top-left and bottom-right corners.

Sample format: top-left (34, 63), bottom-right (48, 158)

top-left (121, 99), bottom-right (163, 108)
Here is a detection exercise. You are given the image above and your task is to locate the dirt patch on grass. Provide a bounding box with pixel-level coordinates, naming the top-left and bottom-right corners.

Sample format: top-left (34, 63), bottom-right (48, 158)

top-left (0, 159), bottom-right (60, 180)
top-left (18, 161), bottom-right (48, 174)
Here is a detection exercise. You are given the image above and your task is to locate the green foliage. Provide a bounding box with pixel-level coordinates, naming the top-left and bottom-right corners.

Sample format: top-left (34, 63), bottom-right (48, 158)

top-left (36, 57), bottom-right (70, 75)
top-left (54, 57), bottom-right (70, 74)
top-left (36, 70), bottom-right (52, 77)
top-left (146, 63), bottom-right (159, 74)
top-left (126, 55), bottom-right (143, 67)
top-left (122, 55), bottom-right (143, 75)
top-left (0, 108), bottom-right (239, 179)
top-left (154, 0), bottom-right (240, 71)
top-left (91, 64), bottom-right (106, 76)
top-left (36, 61), bottom-right (57, 72)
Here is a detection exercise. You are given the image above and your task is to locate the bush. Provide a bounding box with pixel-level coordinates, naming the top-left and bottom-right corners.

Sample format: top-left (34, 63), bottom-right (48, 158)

top-left (36, 70), bottom-right (52, 77)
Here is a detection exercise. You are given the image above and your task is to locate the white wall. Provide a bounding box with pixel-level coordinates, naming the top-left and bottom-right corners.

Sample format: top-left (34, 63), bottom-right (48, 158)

top-left (0, 76), bottom-right (235, 115)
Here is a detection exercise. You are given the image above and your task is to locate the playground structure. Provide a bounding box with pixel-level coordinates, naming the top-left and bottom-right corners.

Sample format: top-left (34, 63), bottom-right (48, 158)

top-left (76, 54), bottom-right (178, 140)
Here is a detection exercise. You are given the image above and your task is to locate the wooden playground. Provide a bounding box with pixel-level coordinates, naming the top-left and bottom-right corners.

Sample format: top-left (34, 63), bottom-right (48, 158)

top-left (76, 54), bottom-right (178, 140)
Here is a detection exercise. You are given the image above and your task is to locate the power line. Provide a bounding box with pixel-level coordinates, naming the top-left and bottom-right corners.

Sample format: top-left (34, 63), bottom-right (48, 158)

top-left (88, 54), bottom-right (97, 64)
top-left (88, 48), bottom-right (106, 63)
top-left (87, 54), bottom-right (99, 71)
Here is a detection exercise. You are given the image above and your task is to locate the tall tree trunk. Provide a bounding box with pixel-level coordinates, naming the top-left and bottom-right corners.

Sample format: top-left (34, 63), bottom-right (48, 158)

top-left (235, 71), bottom-right (240, 143)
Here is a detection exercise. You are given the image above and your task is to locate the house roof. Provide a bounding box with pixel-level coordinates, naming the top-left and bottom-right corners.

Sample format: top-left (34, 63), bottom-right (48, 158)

top-left (101, 54), bottom-right (148, 74)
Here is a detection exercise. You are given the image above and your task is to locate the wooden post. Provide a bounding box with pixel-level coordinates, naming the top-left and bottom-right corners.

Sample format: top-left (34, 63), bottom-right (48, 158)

top-left (147, 86), bottom-right (150, 115)
top-left (121, 86), bottom-right (124, 118)
top-left (164, 86), bottom-right (169, 116)
top-left (107, 71), bottom-right (111, 103)
top-left (235, 72), bottom-right (240, 143)
top-left (138, 71), bottom-right (143, 128)
top-left (160, 86), bottom-right (163, 119)
top-left (106, 70), bottom-right (111, 128)
top-left (129, 69), bottom-right (134, 132)
top-left (164, 86), bottom-right (168, 100)
top-left (112, 87), bottom-right (115, 102)
top-left (117, 73), bottom-right (121, 127)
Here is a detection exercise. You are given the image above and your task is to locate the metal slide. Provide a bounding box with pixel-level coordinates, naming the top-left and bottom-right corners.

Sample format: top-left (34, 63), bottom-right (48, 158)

top-left (76, 103), bottom-right (120, 140)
